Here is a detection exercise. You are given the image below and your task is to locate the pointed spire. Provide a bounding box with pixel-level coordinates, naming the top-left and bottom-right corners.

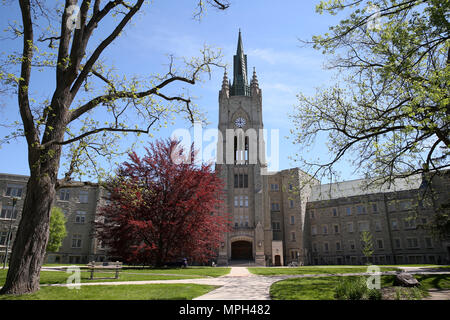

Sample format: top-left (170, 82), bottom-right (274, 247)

top-left (236, 29), bottom-right (244, 56)
top-left (251, 67), bottom-right (259, 88)
top-left (220, 69), bottom-right (229, 98)
top-left (222, 69), bottom-right (229, 90)
top-left (231, 30), bottom-right (250, 96)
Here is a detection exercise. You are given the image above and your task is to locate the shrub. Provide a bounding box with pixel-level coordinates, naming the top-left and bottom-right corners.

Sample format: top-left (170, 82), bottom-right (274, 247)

top-left (335, 276), bottom-right (382, 300)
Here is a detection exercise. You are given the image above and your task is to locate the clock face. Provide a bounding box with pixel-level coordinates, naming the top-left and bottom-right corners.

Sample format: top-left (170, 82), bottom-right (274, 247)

top-left (234, 117), bottom-right (246, 128)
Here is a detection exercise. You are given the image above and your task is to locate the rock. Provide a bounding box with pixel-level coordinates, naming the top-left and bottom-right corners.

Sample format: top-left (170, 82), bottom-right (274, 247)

top-left (394, 273), bottom-right (420, 287)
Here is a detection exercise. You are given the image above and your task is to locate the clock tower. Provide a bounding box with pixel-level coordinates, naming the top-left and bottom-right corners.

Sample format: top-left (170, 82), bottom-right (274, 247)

top-left (216, 31), bottom-right (271, 266)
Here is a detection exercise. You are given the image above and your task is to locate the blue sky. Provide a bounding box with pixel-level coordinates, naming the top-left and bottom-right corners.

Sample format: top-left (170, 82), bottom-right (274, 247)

top-left (0, 0), bottom-right (357, 182)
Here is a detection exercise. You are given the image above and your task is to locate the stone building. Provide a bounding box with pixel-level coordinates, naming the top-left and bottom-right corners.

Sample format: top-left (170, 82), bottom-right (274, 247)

top-left (214, 31), bottom-right (449, 266)
top-left (1, 32), bottom-right (449, 266)
top-left (0, 173), bottom-right (108, 264)
top-left (304, 174), bottom-right (450, 265)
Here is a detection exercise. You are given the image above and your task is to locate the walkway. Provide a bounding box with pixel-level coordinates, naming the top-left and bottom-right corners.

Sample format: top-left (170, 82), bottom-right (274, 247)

top-left (39, 266), bottom-right (450, 300)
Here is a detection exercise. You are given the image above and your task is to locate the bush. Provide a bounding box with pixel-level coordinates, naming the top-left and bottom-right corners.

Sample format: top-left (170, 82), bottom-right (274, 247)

top-left (335, 276), bottom-right (382, 300)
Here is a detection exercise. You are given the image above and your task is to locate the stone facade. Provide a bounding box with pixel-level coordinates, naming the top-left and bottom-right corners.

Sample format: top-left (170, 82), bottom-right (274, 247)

top-left (304, 174), bottom-right (450, 265)
top-left (0, 173), bottom-right (108, 264)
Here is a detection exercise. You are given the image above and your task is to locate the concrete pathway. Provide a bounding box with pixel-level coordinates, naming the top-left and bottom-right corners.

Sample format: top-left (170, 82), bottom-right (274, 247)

top-left (423, 289), bottom-right (450, 300)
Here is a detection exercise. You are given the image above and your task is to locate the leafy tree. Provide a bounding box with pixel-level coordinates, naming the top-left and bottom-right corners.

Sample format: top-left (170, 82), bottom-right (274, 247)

top-left (46, 207), bottom-right (67, 253)
top-left (361, 231), bottom-right (374, 264)
top-left (291, 0), bottom-right (449, 184)
top-left (0, 0), bottom-right (230, 295)
top-left (96, 139), bottom-right (230, 266)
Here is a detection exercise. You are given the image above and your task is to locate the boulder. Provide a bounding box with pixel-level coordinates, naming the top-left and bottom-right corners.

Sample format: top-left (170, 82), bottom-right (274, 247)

top-left (394, 273), bottom-right (420, 287)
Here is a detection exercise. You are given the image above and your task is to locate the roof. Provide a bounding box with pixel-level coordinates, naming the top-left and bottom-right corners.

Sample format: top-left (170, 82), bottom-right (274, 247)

top-left (309, 174), bottom-right (422, 201)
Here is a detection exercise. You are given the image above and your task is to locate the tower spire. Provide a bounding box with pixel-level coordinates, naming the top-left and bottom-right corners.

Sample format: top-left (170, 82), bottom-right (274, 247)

top-left (231, 30), bottom-right (250, 96)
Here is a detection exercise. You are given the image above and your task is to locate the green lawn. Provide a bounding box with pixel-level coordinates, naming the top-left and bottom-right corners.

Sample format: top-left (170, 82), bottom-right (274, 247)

top-left (248, 266), bottom-right (399, 276)
top-left (0, 283), bottom-right (218, 300)
top-left (0, 267), bottom-right (230, 285)
top-left (270, 274), bottom-right (450, 300)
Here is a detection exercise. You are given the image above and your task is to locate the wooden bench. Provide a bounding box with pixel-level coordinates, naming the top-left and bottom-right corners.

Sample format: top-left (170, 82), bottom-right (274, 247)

top-left (87, 261), bottom-right (122, 280)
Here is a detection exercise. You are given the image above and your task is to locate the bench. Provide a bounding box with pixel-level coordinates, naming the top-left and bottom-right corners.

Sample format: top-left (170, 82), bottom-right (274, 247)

top-left (87, 261), bottom-right (123, 280)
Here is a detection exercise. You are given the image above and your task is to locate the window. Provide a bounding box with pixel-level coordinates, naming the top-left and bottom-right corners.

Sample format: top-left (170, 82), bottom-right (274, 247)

top-left (71, 234), bottom-right (82, 248)
top-left (346, 207), bottom-right (352, 216)
top-left (234, 196), bottom-right (239, 207)
top-left (372, 203), bottom-right (378, 213)
top-left (349, 240), bottom-right (356, 251)
top-left (377, 239), bottom-right (384, 249)
top-left (391, 219), bottom-right (398, 230)
top-left (323, 242), bottom-right (329, 252)
top-left (75, 211), bottom-right (86, 224)
top-left (358, 221), bottom-right (370, 232)
top-left (271, 203), bottom-right (280, 211)
top-left (272, 222), bottom-right (281, 231)
top-left (399, 200), bottom-right (412, 211)
top-left (332, 208), bottom-right (338, 217)
top-left (289, 199), bottom-right (294, 208)
top-left (404, 218), bottom-right (416, 229)
top-left (347, 222), bottom-right (354, 233)
top-left (425, 237), bottom-right (433, 248)
top-left (394, 238), bottom-right (401, 249)
top-left (0, 206), bottom-right (18, 220)
top-left (239, 215), bottom-right (244, 227)
top-left (244, 196), bottom-right (248, 207)
top-left (59, 189), bottom-right (70, 201)
top-left (290, 215), bottom-right (295, 225)
top-left (79, 190), bottom-right (89, 203)
top-left (334, 224), bottom-right (339, 234)
top-left (0, 231), bottom-right (12, 246)
top-left (375, 220), bottom-right (382, 231)
top-left (270, 184), bottom-right (279, 191)
top-left (311, 225), bottom-right (317, 235)
top-left (322, 225), bottom-right (328, 234)
top-left (291, 232), bottom-right (296, 241)
top-left (406, 238), bottom-right (419, 248)
top-left (5, 184), bottom-right (23, 198)
top-left (310, 210), bottom-right (315, 219)
top-left (312, 242), bottom-right (318, 252)
top-left (234, 174), bottom-right (248, 189)
top-left (336, 241), bottom-right (341, 251)
top-left (357, 205), bottom-right (366, 215)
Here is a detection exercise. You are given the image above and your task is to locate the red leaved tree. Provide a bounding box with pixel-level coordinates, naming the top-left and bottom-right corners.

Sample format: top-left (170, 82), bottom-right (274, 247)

top-left (96, 138), bottom-right (230, 266)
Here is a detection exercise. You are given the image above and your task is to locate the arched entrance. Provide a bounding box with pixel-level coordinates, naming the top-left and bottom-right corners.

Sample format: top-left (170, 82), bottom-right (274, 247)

top-left (231, 240), bottom-right (252, 260)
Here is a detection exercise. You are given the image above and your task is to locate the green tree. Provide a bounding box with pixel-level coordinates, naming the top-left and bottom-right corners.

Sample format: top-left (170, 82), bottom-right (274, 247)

top-left (0, 0), bottom-right (230, 295)
top-left (291, 0), bottom-right (449, 183)
top-left (46, 207), bottom-right (67, 253)
top-left (360, 231), bottom-right (374, 264)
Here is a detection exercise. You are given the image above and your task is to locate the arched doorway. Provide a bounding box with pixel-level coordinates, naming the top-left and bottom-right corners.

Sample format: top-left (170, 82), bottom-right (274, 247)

top-left (231, 241), bottom-right (252, 260)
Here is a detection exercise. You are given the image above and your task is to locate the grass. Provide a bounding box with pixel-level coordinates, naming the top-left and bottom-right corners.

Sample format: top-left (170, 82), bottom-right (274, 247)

top-left (248, 266), bottom-right (399, 276)
top-left (0, 267), bottom-right (230, 285)
top-left (270, 274), bottom-right (450, 300)
top-left (0, 283), bottom-right (218, 300)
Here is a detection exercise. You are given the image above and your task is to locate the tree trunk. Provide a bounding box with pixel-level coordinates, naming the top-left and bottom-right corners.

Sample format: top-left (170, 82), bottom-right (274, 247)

top-left (0, 173), bottom-right (55, 295)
